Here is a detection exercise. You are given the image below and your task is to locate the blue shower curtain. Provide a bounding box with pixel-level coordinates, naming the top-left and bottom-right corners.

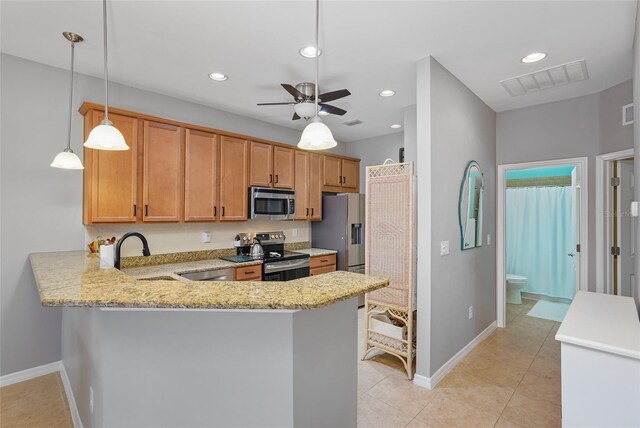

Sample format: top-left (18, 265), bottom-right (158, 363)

top-left (506, 186), bottom-right (576, 300)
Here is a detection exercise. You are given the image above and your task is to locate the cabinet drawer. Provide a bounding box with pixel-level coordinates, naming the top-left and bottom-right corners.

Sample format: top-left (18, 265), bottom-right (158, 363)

top-left (310, 265), bottom-right (336, 276)
top-left (235, 265), bottom-right (262, 281)
top-left (310, 254), bottom-right (337, 269)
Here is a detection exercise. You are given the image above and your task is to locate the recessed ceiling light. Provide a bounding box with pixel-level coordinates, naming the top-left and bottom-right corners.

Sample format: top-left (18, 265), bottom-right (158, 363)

top-left (390, 124), bottom-right (402, 129)
top-left (208, 72), bottom-right (228, 81)
top-left (521, 52), bottom-right (547, 64)
top-left (299, 46), bottom-right (322, 58)
top-left (379, 90), bottom-right (395, 97)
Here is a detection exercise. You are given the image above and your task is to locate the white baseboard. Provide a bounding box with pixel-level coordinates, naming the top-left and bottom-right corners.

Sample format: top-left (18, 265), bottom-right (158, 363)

top-left (413, 321), bottom-right (497, 390)
top-left (60, 362), bottom-right (83, 428)
top-left (0, 361), bottom-right (62, 387)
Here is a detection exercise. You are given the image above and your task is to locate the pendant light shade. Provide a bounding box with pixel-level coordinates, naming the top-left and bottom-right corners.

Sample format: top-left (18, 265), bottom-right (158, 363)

top-left (84, 0), bottom-right (128, 151)
top-left (52, 32), bottom-right (84, 170)
top-left (298, 118), bottom-right (337, 150)
top-left (297, 0), bottom-right (338, 151)
top-left (84, 120), bottom-right (128, 150)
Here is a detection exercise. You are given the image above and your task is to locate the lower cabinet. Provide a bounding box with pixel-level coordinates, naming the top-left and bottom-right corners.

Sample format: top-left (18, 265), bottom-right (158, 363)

top-left (235, 265), bottom-right (262, 281)
top-left (310, 254), bottom-right (337, 276)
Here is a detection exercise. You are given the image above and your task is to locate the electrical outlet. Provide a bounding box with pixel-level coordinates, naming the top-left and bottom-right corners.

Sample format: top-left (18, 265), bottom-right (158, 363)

top-left (292, 228), bottom-right (298, 237)
top-left (201, 232), bottom-right (211, 243)
top-left (468, 306), bottom-right (473, 319)
top-left (440, 240), bottom-right (450, 256)
top-left (487, 234), bottom-right (491, 245)
top-left (90, 386), bottom-right (94, 414)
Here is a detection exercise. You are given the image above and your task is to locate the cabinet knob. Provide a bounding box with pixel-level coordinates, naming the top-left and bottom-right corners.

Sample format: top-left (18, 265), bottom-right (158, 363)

top-left (269, 174), bottom-right (272, 184)
top-left (311, 207), bottom-right (314, 216)
top-left (222, 206), bottom-right (225, 217)
top-left (275, 175), bottom-right (279, 184)
top-left (214, 206), bottom-right (217, 217)
top-left (145, 205), bottom-right (149, 216)
top-left (133, 204), bottom-right (137, 216)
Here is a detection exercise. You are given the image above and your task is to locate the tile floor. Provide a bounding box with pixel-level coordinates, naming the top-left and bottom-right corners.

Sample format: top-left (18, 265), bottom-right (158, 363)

top-left (358, 298), bottom-right (562, 428)
top-left (0, 299), bottom-right (560, 428)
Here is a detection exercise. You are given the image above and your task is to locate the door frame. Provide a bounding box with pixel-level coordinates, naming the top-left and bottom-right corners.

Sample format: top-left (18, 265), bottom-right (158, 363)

top-left (496, 157), bottom-right (589, 328)
top-left (596, 149), bottom-right (634, 295)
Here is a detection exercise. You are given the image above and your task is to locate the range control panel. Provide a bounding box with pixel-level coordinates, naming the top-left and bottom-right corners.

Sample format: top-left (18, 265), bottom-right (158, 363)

top-left (234, 231), bottom-right (286, 247)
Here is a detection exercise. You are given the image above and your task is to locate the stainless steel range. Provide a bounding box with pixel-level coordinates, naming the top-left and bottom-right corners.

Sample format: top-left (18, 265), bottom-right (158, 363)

top-left (220, 231), bottom-right (310, 281)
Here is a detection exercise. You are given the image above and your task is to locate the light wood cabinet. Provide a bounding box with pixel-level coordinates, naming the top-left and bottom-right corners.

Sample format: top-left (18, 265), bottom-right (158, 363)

top-left (294, 151), bottom-right (322, 221)
top-left (184, 129), bottom-right (218, 222)
top-left (249, 141), bottom-right (273, 187)
top-left (322, 155), bottom-right (360, 193)
top-left (249, 142), bottom-right (294, 189)
top-left (142, 121), bottom-right (183, 222)
top-left (83, 110), bottom-right (138, 224)
top-left (235, 265), bottom-right (262, 281)
top-left (309, 153), bottom-right (323, 220)
top-left (220, 136), bottom-right (248, 221)
top-left (310, 254), bottom-right (337, 276)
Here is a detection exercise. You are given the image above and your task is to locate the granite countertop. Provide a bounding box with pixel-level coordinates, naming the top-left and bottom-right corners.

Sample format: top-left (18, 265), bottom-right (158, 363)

top-left (29, 251), bottom-right (388, 310)
top-left (293, 248), bottom-right (338, 257)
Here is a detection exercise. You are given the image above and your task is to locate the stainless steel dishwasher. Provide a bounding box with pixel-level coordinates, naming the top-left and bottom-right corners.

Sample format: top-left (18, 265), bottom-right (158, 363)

top-left (178, 268), bottom-right (235, 281)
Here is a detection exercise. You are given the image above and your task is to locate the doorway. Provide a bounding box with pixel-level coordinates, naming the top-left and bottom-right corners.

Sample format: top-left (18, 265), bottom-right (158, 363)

top-left (497, 157), bottom-right (589, 328)
top-left (596, 149), bottom-right (635, 298)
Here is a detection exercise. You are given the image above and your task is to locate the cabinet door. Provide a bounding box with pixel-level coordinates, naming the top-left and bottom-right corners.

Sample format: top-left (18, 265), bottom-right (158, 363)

top-left (220, 136), bottom-right (248, 221)
top-left (341, 159), bottom-right (359, 191)
top-left (184, 129), bottom-right (218, 222)
top-left (322, 155), bottom-right (342, 188)
top-left (143, 121), bottom-right (183, 222)
top-left (309, 153), bottom-right (323, 221)
top-left (294, 151), bottom-right (310, 220)
top-left (249, 141), bottom-right (273, 187)
top-left (273, 146), bottom-right (294, 189)
top-left (84, 110), bottom-right (138, 224)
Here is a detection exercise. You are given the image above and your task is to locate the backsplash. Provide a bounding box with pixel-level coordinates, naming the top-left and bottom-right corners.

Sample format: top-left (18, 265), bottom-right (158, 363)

top-left (86, 221), bottom-right (311, 257)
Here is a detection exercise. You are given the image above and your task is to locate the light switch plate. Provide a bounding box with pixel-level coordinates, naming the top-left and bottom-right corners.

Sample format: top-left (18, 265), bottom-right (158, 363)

top-left (201, 232), bottom-right (211, 243)
top-left (440, 240), bottom-right (450, 256)
top-left (292, 228), bottom-right (298, 237)
top-left (631, 201), bottom-right (639, 217)
top-left (487, 234), bottom-right (491, 245)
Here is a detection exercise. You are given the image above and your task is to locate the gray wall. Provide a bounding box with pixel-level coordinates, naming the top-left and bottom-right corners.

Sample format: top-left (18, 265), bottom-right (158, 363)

top-left (0, 53), bottom-right (312, 376)
top-left (497, 81), bottom-right (634, 292)
top-left (342, 132), bottom-right (404, 187)
top-left (428, 58), bottom-right (497, 374)
top-left (634, 8), bottom-right (640, 311)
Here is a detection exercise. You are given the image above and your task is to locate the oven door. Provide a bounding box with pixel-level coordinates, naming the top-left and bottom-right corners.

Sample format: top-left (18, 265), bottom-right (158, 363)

top-left (263, 258), bottom-right (310, 281)
top-left (250, 188), bottom-right (295, 220)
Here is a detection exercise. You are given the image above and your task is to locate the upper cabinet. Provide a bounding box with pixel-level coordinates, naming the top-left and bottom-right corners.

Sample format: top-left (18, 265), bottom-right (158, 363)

top-left (220, 136), bottom-right (248, 221)
top-left (142, 121), bottom-right (183, 222)
top-left (83, 110), bottom-right (138, 224)
top-left (249, 142), bottom-right (294, 189)
top-left (80, 103), bottom-right (360, 224)
top-left (184, 129), bottom-right (218, 222)
top-left (322, 155), bottom-right (360, 193)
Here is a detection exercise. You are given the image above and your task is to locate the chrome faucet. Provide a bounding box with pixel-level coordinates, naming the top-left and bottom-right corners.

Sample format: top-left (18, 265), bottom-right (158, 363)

top-left (114, 232), bottom-right (150, 269)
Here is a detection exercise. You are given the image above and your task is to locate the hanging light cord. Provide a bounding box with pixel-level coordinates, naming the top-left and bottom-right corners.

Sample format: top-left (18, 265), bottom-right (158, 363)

top-left (66, 40), bottom-right (76, 152)
top-left (102, 0), bottom-right (110, 122)
top-left (314, 0), bottom-right (319, 120)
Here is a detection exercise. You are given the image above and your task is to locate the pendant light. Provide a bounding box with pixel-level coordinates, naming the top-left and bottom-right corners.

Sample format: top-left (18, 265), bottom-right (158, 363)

top-left (84, 0), bottom-right (128, 151)
top-left (51, 32), bottom-right (84, 170)
top-left (297, 0), bottom-right (337, 151)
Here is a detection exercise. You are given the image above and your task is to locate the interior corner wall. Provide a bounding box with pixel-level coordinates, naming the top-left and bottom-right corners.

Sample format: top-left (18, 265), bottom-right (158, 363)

top-left (497, 81), bottom-right (634, 293)
top-left (428, 58), bottom-right (497, 375)
top-left (0, 53), bottom-right (308, 376)
top-left (633, 1), bottom-right (640, 311)
top-left (342, 133), bottom-right (404, 188)
top-left (403, 105), bottom-right (417, 164)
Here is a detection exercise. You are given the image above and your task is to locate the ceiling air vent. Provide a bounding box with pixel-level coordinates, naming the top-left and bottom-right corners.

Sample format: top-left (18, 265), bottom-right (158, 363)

top-left (343, 119), bottom-right (363, 126)
top-left (501, 59), bottom-right (589, 97)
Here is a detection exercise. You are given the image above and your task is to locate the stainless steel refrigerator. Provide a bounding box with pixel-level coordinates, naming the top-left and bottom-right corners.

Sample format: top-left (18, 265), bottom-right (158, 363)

top-left (312, 193), bottom-right (366, 302)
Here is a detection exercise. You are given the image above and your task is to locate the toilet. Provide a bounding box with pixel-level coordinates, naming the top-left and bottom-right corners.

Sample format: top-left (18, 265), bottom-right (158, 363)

top-left (506, 274), bottom-right (528, 304)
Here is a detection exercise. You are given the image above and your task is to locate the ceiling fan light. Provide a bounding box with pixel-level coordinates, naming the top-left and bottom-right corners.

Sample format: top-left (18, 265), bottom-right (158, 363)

top-left (84, 120), bottom-right (129, 150)
top-left (318, 110), bottom-right (330, 116)
top-left (293, 103), bottom-right (318, 118)
top-left (298, 119), bottom-right (337, 150)
top-left (51, 149), bottom-right (84, 170)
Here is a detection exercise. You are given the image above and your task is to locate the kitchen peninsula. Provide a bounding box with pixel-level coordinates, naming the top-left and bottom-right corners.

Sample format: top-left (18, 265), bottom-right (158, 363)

top-left (30, 251), bottom-right (388, 427)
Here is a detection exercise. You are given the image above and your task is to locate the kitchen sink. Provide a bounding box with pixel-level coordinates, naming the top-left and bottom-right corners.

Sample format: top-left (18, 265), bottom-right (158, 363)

top-left (178, 268), bottom-right (235, 281)
top-left (136, 275), bottom-right (178, 281)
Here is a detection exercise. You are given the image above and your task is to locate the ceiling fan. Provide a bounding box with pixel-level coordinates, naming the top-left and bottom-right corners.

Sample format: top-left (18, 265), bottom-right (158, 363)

top-left (257, 82), bottom-right (351, 120)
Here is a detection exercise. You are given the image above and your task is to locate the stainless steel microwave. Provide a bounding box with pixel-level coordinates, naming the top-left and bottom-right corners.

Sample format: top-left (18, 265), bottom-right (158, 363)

top-left (250, 187), bottom-right (296, 220)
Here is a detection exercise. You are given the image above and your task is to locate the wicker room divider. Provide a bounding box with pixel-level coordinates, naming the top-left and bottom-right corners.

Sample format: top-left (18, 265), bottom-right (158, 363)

top-left (362, 161), bottom-right (416, 379)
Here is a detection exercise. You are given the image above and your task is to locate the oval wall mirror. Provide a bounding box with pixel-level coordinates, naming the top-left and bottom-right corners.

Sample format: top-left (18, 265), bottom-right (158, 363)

top-left (458, 161), bottom-right (484, 250)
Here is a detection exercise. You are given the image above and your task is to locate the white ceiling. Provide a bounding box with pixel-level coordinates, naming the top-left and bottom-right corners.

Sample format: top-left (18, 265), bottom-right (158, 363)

top-left (1, 1), bottom-right (636, 142)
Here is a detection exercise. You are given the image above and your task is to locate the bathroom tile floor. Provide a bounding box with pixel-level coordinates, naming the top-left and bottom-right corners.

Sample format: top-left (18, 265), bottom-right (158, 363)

top-left (1, 299), bottom-right (560, 427)
top-left (358, 298), bottom-right (563, 427)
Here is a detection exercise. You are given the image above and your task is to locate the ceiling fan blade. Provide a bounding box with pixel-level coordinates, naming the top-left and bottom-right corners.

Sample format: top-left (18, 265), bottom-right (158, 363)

top-left (257, 102), bottom-right (296, 106)
top-left (319, 104), bottom-right (347, 116)
top-left (281, 84), bottom-right (305, 99)
top-left (292, 112), bottom-right (301, 120)
top-left (318, 89), bottom-right (351, 103)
